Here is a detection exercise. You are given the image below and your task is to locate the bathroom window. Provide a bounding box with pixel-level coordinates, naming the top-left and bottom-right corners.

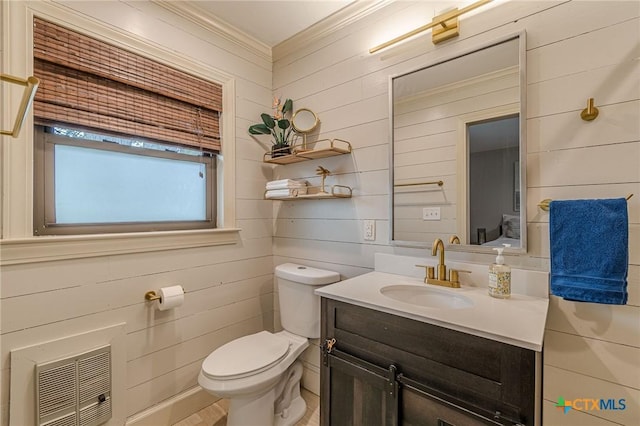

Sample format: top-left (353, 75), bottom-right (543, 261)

top-left (31, 17), bottom-right (222, 236)
top-left (33, 126), bottom-right (216, 235)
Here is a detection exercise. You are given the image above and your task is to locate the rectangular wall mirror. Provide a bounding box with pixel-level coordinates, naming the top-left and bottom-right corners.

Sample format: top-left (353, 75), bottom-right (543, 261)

top-left (390, 32), bottom-right (526, 253)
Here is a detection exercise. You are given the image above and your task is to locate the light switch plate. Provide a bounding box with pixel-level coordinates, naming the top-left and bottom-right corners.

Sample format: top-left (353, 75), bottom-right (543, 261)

top-left (422, 207), bottom-right (441, 221)
top-left (364, 220), bottom-right (376, 241)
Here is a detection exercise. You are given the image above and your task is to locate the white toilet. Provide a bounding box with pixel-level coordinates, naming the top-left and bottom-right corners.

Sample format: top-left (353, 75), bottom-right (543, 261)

top-left (198, 263), bottom-right (340, 426)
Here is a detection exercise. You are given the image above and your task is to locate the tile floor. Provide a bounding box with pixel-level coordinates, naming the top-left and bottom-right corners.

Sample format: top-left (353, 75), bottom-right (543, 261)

top-left (172, 389), bottom-right (319, 426)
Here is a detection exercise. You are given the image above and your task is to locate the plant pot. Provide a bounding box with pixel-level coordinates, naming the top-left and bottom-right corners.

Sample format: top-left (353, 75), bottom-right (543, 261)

top-left (271, 144), bottom-right (291, 158)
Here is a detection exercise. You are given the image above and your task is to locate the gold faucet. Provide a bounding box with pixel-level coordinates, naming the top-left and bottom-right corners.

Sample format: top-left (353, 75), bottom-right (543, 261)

top-left (415, 237), bottom-right (470, 288)
top-left (432, 238), bottom-right (447, 282)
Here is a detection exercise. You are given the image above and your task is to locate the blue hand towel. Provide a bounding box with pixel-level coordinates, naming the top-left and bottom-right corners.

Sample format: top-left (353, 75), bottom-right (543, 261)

top-left (550, 198), bottom-right (628, 304)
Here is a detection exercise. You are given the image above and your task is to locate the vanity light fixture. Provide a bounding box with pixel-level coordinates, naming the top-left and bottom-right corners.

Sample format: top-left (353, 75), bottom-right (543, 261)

top-left (1, 73), bottom-right (40, 138)
top-left (369, 0), bottom-right (494, 54)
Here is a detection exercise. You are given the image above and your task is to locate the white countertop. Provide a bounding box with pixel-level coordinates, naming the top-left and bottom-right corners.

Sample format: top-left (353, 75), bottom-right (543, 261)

top-left (316, 270), bottom-right (549, 352)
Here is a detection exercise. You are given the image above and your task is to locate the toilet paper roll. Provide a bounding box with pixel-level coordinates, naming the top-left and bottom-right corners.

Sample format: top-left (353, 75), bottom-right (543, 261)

top-left (157, 285), bottom-right (184, 311)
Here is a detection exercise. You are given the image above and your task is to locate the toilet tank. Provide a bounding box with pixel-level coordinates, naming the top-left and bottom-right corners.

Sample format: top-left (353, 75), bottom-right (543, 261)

top-left (275, 263), bottom-right (340, 338)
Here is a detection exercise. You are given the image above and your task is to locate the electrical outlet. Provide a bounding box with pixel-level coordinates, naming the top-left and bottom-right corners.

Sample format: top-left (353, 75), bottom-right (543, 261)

top-left (422, 207), bottom-right (441, 221)
top-left (364, 220), bottom-right (376, 241)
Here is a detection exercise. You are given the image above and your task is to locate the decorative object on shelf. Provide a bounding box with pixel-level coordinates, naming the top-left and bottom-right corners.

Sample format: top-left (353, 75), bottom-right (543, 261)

top-left (316, 165), bottom-right (331, 194)
top-left (291, 108), bottom-right (319, 151)
top-left (580, 97), bottom-right (599, 121)
top-left (262, 138), bottom-right (351, 164)
top-left (1, 73), bottom-right (40, 138)
top-left (248, 96), bottom-right (294, 157)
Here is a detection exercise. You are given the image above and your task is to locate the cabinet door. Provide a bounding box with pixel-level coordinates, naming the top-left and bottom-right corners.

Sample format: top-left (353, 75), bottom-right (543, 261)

top-left (321, 350), bottom-right (398, 426)
top-left (322, 298), bottom-right (536, 424)
top-left (401, 382), bottom-right (504, 426)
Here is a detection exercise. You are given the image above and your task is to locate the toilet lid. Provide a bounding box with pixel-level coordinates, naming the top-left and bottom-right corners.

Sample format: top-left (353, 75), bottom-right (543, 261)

top-left (202, 331), bottom-right (290, 380)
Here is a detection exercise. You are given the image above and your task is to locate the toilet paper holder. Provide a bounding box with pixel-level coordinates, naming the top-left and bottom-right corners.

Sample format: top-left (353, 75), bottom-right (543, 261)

top-left (144, 286), bottom-right (185, 311)
top-left (144, 286), bottom-right (186, 302)
top-left (144, 291), bottom-right (162, 301)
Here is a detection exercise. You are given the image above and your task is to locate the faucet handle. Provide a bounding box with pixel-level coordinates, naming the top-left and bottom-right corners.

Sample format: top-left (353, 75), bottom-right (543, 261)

top-left (415, 264), bottom-right (435, 283)
top-left (449, 269), bottom-right (471, 284)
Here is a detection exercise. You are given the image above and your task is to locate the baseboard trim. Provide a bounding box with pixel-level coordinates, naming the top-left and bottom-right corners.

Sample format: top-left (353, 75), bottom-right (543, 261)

top-left (126, 386), bottom-right (218, 426)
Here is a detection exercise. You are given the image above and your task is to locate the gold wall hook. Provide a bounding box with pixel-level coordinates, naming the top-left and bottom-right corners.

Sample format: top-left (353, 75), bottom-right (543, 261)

top-left (580, 98), bottom-right (599, 121)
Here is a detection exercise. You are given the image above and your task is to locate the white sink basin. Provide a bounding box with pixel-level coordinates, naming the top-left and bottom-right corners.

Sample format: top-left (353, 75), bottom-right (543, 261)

top-left (380, 285), bottom-right (474, 309)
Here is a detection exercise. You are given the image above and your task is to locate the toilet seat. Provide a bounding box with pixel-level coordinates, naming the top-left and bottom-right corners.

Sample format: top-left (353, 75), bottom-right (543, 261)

top-left (202, 331), bottom-right (290, 380)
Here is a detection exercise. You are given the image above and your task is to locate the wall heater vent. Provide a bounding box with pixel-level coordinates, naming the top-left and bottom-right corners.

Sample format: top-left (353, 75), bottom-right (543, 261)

top-left (42, 413), bottom-right (77, 426)
top-left (36, 346), bottom-right (112, 426)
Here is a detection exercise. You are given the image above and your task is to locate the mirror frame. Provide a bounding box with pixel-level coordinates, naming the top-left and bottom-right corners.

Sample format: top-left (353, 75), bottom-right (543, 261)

top-left (389, 31), bottom-right (527, 254)
top-left (292, 108), bottom-right (319, 133)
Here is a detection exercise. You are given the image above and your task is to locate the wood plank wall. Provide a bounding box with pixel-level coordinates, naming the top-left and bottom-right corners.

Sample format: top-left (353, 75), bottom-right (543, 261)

top-left (0, 1), bottom-right (275, 424)
top-left (1, 1), bottom-right (638, 424)
top-left (272, 1), bottom-right (639, 424)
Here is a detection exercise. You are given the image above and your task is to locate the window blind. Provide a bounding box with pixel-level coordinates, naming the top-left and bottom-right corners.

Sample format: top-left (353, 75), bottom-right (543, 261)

top-left (33, 17), bottom-right (222, 152)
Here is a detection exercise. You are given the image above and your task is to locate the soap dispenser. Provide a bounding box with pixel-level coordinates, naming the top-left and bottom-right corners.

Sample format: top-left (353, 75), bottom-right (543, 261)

top-left (489, 244), bottom-right (511, 299)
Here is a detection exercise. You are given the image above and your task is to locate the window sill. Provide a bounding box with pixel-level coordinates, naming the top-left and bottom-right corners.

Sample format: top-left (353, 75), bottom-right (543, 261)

top-left (0, 228), bottom-right (241, 265)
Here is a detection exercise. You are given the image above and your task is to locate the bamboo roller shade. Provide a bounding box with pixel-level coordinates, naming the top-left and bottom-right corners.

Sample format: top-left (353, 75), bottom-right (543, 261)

top-left (33, 17), bottom-right (222, 152)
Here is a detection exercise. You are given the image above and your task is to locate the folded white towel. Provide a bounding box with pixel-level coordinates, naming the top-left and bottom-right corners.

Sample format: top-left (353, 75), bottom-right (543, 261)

top-left (265, 187), bottom-right (307, 198)
top-left (267, 179), bottom-right (300, 186)
top-left (266, 179), bottom-right (308, 190)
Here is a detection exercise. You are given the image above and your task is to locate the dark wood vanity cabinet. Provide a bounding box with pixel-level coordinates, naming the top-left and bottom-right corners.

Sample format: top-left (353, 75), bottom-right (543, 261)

top-left (320, 299), bottom-right (538, 426)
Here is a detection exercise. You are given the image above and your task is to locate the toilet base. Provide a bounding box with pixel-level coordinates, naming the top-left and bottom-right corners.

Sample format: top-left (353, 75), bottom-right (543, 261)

top-left (225, 390), bottom-right (307, 426)
top-left (227, 387), bottom-right (274, 425)
top-left (225, 361), bottom-right (307, 426)
top-left (275, 394), bottom-right (306, 426)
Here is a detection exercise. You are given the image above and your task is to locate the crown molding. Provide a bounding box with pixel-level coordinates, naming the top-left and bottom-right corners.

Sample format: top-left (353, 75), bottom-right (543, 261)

top-left (151, 1), bottom-right (392, 64)
top-left (273, 0), bottom-right (393, 61)
top-left (151, 0), bottom-right (272, 62)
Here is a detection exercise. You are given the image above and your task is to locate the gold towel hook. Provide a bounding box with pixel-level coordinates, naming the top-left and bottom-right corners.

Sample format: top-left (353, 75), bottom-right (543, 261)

top-left (580, 97), bottom-right (599, 121)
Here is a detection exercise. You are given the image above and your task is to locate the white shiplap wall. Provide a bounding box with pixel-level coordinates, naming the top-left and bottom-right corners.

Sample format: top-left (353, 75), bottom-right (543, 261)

top-left (0, 0), bottom-right (275, 424)
top-left (1, 1), bottom-right (638, 424)
top-left (273, 1), bottom-right (639, 424)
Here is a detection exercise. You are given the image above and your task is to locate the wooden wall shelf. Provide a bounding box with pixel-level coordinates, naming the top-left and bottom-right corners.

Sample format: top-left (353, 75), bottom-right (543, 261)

top-left (265, 185), bottom-right (352, 200)
top-left (263, 138), bottom-right (351, 164)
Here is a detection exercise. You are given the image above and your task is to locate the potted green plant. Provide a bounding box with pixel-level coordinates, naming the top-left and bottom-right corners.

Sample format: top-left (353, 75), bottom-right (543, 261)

top-left (248, 97), bottom-right (294, 157)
